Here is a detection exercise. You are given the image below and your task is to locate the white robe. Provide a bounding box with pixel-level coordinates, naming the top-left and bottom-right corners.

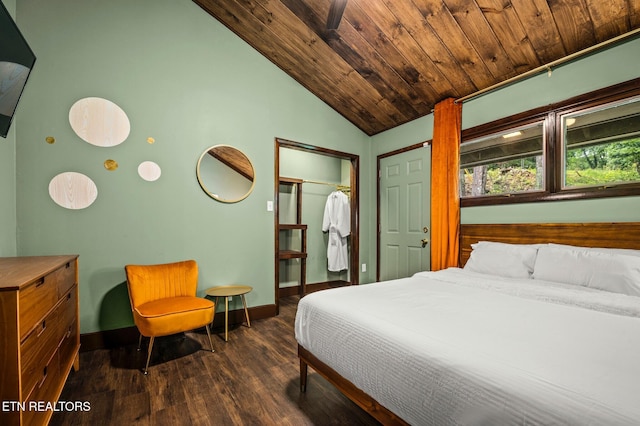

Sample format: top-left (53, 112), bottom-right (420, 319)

top-left (322, 191), bottom-right (350, 272)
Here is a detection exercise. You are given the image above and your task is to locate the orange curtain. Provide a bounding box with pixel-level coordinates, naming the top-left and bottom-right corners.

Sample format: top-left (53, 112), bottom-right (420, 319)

top-left (431, 98), bottom-right (462, 270)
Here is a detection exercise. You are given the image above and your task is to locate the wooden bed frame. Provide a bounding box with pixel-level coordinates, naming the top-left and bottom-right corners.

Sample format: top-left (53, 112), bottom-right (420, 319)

top-left (298, 222), bottom-right (640, 425)
top-left (460, 222), bottom-right (640, 266)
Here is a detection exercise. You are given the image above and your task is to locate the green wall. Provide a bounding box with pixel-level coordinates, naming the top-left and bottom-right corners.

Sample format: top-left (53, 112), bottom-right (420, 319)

top-left (373, 36), bottom-right (640, 227)
top-left (15, 0), bottom-right (371, 334)
top-left (460, 36), bottom-right (640, 224)
top-left (0, 0), bottom-right (17, 257)
top-left (9, 0), bottom-right (640, 335)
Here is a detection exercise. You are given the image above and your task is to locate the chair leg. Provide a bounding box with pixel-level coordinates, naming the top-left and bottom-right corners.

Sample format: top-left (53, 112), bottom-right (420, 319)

top-left (144, 336), bottom-right (155, 375)
top-left (205, 324), bottom-right (215, 353)
top-left (137, 334), bottom-right (143, 351)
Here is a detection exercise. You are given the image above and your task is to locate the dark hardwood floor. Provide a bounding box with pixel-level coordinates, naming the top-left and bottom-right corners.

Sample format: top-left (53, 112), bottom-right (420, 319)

top-left (50, 296), bottom-right (379, 426)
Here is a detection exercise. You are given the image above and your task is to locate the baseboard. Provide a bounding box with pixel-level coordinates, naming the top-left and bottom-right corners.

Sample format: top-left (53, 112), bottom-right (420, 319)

top-left (80, 303), bottom-right (277, 352)
top-left (278, 280), bottom-right (350, 298)
top-left (278, 285), bottom-right (300, 298)
top-left (80, 326), bottom-right (140, 352)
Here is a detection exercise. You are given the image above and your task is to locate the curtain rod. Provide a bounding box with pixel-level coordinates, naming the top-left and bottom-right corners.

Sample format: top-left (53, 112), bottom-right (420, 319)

top-left (455, 27), bottom-right (640, 105)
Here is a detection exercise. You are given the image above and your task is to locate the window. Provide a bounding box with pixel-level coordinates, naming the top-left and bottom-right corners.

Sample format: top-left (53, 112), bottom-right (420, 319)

top-left (460, 78), bottom-right (640, 206)
top-left (562, 96), bottom-right (640, 189)
top-left (460, 122), bottom-right (544, 197)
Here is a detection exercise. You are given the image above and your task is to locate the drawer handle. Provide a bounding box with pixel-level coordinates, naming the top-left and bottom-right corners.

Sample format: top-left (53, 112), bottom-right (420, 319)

top-left (37, 319), bottom-right (47, 336)
top-left (66, 262), bottom-right (71, 268)
top-left (67, 292), bottom-right (72, 301)
top-left (38, 366), bottom-right (48, 388)
top-left (35, 277), bottom-right (45, 287)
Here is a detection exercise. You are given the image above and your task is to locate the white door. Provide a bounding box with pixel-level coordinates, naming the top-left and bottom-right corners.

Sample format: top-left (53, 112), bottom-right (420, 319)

top-left (379, 146), bottom-right (431, 281)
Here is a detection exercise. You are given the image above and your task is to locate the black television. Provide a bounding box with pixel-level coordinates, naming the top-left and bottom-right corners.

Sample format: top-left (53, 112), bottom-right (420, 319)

top-left (0, 1), bottom-right (36, 138)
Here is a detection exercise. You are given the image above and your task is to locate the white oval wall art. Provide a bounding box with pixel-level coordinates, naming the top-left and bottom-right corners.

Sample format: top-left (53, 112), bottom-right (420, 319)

top-left (69, 97), bottom-right (131, 147)
top-left (48, 172), bottom-right (98, 210)
top-left (138, 161), bottom-right (161, 182)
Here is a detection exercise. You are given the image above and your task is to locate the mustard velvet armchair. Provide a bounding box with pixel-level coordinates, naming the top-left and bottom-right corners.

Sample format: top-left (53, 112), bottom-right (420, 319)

top-left (125, 260), bottom-right (215, 374)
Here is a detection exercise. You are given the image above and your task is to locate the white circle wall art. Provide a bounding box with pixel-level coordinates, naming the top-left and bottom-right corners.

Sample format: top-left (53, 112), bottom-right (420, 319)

top-left (138, 161), bottom-right (161, 182)
top-left (69, 97), bottom-right (131, 147)
top-left (48, 172), bottom-right (98, 210)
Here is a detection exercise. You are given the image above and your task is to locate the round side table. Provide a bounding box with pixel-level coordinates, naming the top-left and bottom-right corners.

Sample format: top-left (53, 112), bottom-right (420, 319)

top-left (205, 285), bottom-right (252, 341)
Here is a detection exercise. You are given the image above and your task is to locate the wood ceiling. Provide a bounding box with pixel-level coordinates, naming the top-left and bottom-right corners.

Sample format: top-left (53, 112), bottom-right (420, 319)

top-left (208, 145), bottom-right (255, 181)
top-left (193, 0), bottom-right (640, 136)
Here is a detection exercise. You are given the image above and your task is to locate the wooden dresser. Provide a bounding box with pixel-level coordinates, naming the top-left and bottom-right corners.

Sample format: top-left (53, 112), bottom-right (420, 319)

top-left (0, 255), bottom-right (80, 426)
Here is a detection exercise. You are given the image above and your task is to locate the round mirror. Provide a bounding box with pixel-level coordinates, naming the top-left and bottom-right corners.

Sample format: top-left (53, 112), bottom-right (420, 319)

top-left (196, 145), bottom-right (255, 203)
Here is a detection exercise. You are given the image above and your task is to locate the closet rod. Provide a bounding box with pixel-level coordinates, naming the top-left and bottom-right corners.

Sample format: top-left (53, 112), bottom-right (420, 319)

top-left (302, 179), bottom-right (351, 190)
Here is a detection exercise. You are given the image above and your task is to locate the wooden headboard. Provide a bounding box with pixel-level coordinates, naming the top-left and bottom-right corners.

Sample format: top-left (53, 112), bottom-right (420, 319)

top-left (460, 222), bottom-right (640, 266)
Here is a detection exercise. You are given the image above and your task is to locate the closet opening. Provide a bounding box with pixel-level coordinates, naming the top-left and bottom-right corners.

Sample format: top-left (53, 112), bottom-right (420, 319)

top-left (274, 138), bottom-right (360, 314)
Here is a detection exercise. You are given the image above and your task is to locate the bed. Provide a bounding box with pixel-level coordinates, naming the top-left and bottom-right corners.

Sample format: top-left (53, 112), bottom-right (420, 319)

top-left (295, 222), bottom-right (640, 425)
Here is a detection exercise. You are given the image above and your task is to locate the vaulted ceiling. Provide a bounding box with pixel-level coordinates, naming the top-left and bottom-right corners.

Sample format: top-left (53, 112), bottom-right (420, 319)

top-left (193, 0), bottom-right (640, 136)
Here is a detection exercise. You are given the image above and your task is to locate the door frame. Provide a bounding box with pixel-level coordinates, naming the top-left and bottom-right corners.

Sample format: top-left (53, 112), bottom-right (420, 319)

top-left (376, 141), bottom-right (431, 282)
top-left (275, 138), bottom-right (360, 314)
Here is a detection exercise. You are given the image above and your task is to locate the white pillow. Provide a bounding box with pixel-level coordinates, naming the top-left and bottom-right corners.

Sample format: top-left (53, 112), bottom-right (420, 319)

top-left (533, 246), bottom-right (640, 296)
top-left (548, 243), bottom-right (640, 258)
top-left (464, 241), bottom-right (538, 279)
top-left (471, 241), bottom-right (545, 250)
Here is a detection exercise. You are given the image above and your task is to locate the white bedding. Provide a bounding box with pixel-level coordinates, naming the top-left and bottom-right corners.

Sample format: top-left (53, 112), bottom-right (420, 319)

top-left (294, 268), bottom-right (640, 425)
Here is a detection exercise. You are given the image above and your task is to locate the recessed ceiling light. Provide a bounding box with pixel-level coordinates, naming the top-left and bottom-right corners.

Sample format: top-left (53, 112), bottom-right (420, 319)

top-left (502, 131), bottom-right (522, 139)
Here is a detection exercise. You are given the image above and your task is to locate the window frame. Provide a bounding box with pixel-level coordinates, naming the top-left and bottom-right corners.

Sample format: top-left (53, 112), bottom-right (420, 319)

top-left (460, 78), bottom-right (640, 207)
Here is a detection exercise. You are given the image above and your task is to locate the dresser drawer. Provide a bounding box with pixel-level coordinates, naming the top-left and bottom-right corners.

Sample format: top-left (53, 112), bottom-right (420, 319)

top-left (20, 303), bottom-right (66, 400)
top-left (59, 319), bottom-right (78, 373)
top-left (59, 285), bottom-right (79, 371)
top-left (19, 274), bottom-right (59, 339)
top-left (55, 260), bottom-right (77, 298)
top-left (22, 351), bottom-right (61, 426)
top-left (59, 285), bottom-right (78, 329)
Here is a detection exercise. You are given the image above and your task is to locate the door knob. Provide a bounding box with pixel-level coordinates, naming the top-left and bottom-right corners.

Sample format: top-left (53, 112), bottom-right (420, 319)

top-left (421, 238), bottom-right (429, 248)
